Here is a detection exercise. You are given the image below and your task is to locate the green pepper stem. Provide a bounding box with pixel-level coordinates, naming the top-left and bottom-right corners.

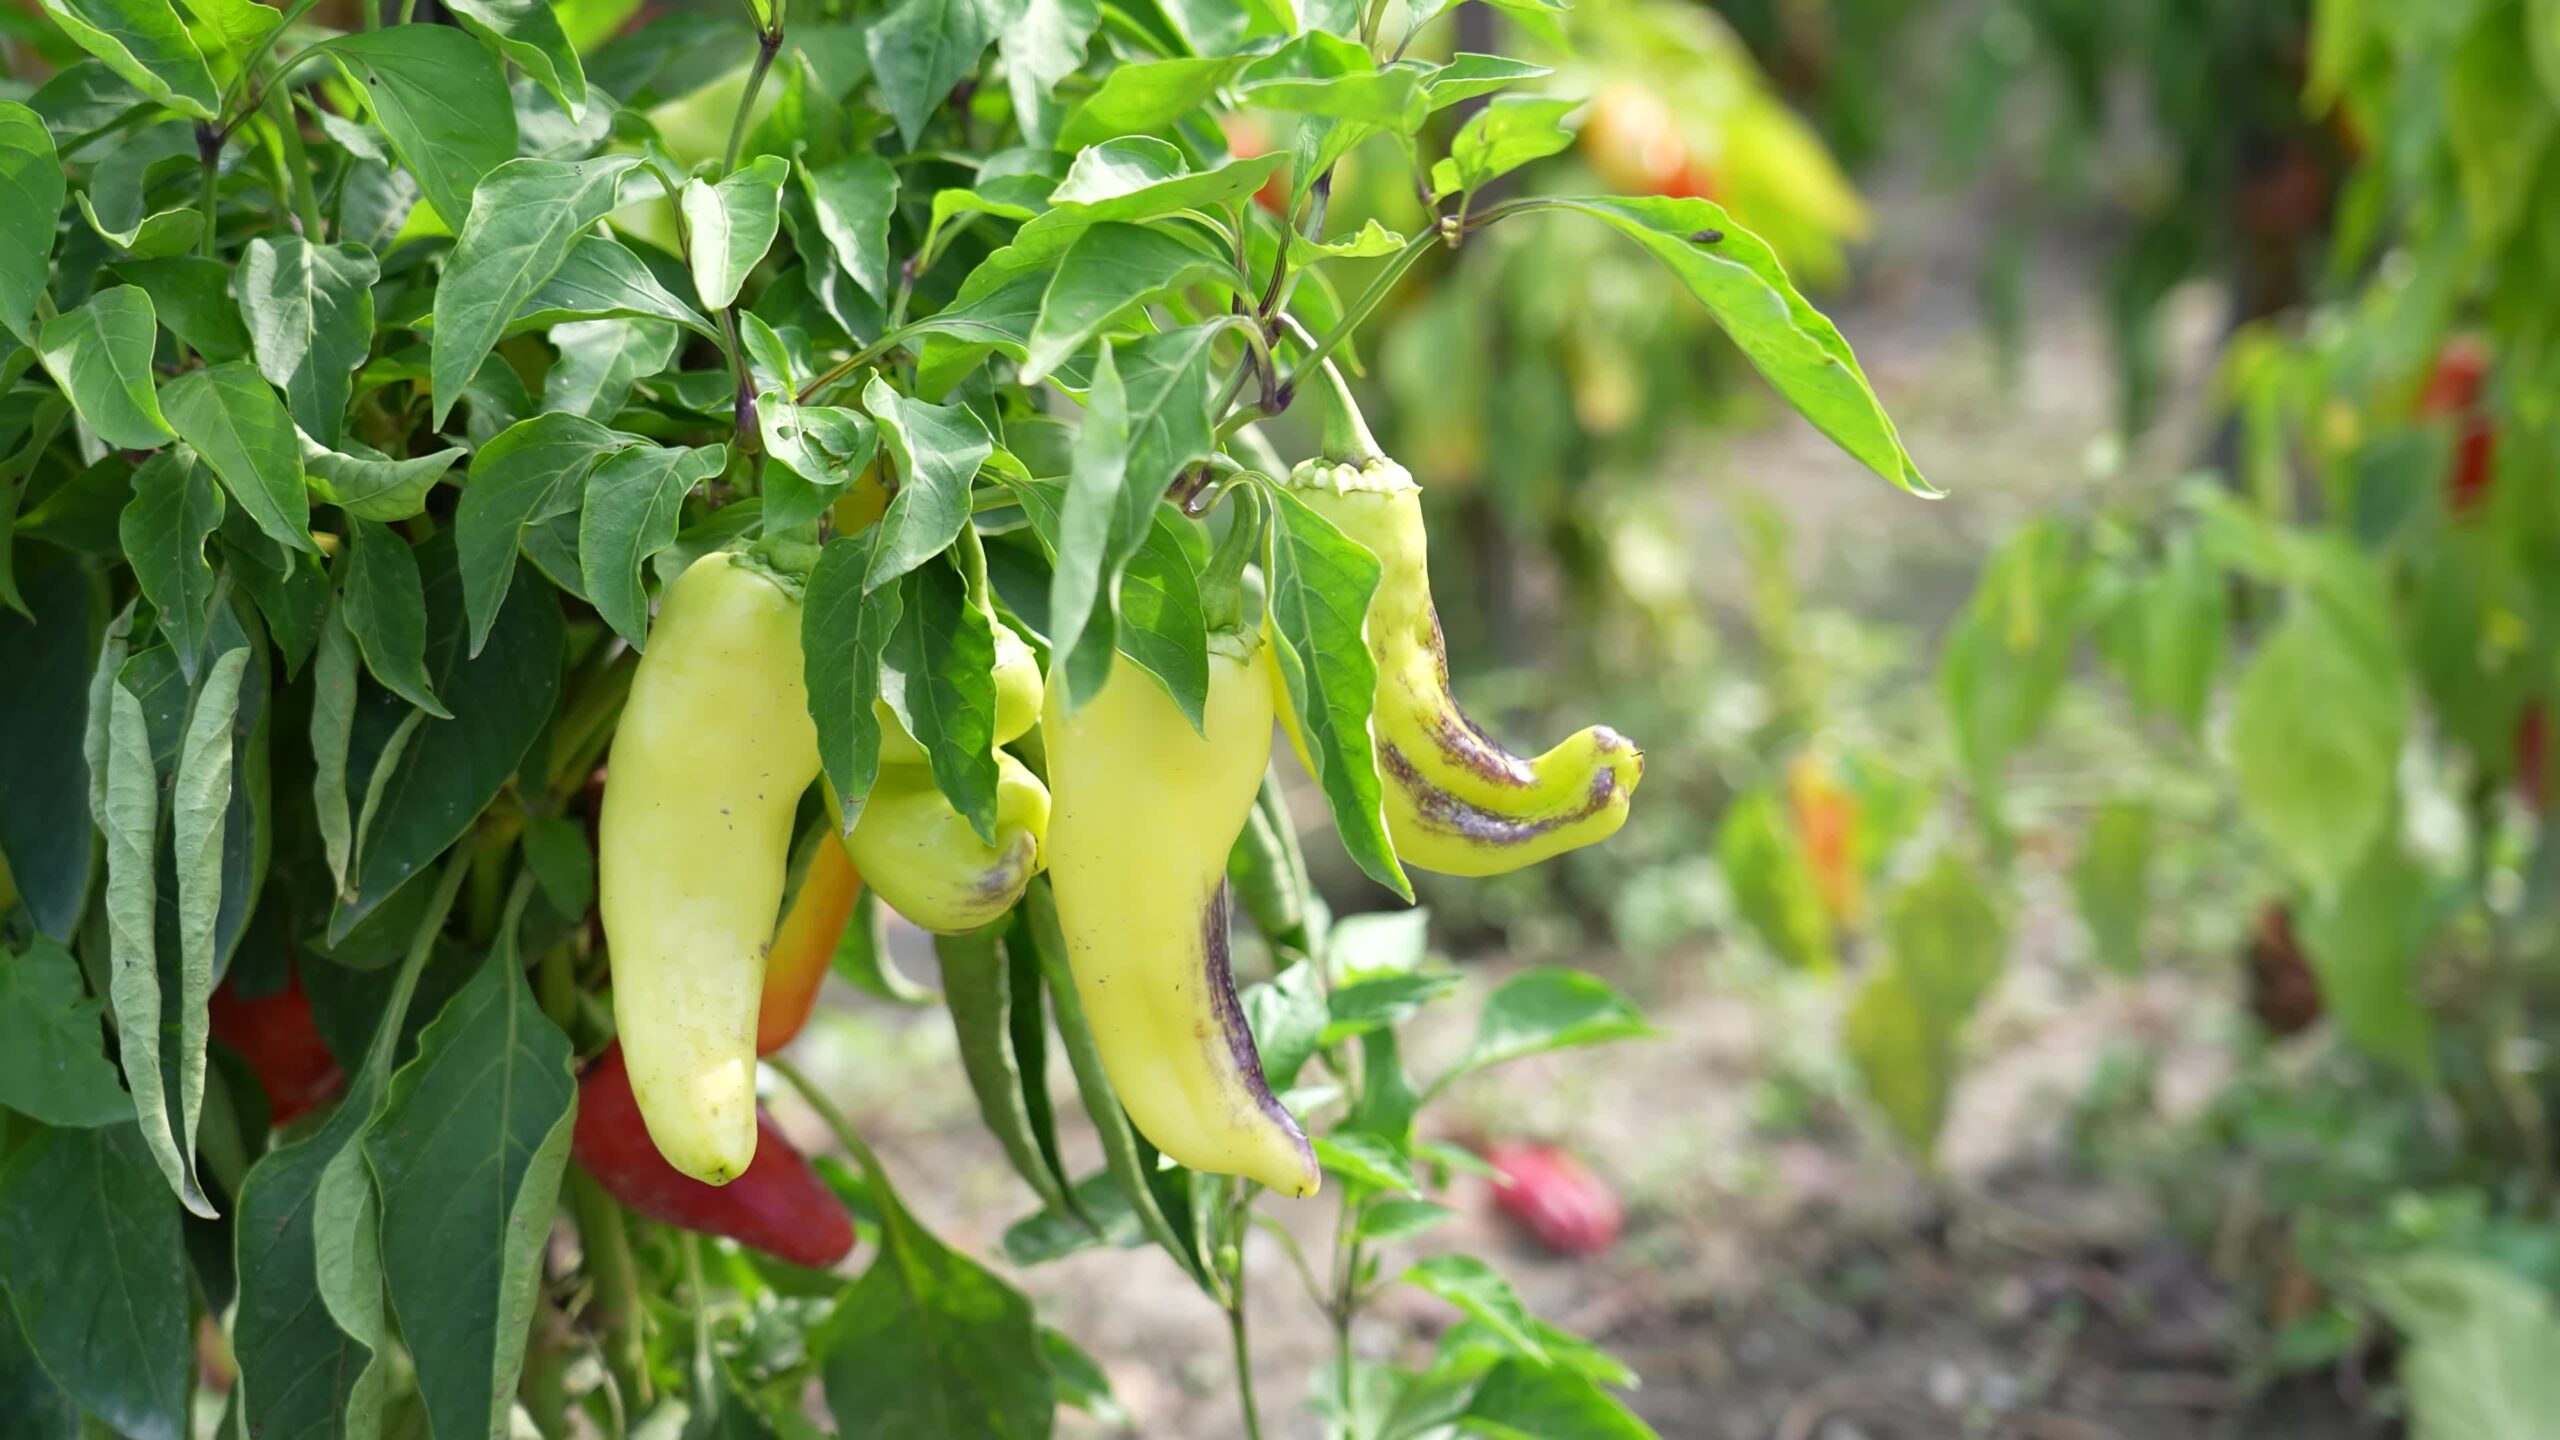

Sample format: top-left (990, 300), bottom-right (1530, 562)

top-left (1312, 358), bottom-right (1384, 468)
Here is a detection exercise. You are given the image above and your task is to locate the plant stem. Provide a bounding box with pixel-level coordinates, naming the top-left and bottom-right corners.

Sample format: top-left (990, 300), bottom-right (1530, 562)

top-left (267, 86), bottom-right (324, 240)
top-left (1271, 231), bottom-right (1436, 404)
top-left (569, 1170), bottom-right (651, 1411)
top-left (769, 1053), bottom-right (888, 1185)
top-left (1227, 1245), bottom-right (1265, 1440)
top-left (196, 123), bottom-right (221, 259)
top-left (721, 27), bottom-right (784, 179)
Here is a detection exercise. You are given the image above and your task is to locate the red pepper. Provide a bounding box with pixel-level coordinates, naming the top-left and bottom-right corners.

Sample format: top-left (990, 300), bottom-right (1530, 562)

top-left (1484, 1143), bottom-right (1622, 1257)
top-left (572, 1043), bottom-right (856, 1269)
top-left (2420, 338), bottom-right (2495, 517)
top-left (209, 967), bottom-right (343, 1126)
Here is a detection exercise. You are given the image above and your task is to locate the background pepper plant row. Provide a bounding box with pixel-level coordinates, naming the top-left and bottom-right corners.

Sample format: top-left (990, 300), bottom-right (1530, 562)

top-left (0, 0), bottom-right (1921, 1435)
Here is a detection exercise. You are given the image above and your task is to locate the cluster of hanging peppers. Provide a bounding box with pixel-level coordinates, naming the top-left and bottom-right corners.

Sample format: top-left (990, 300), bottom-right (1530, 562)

top-left (572, 370), bottom-right (1644, 1254)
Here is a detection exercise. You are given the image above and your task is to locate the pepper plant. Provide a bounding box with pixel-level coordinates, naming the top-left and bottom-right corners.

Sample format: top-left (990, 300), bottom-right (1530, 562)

top-left (0, 0), bottom-right (1923, 1434)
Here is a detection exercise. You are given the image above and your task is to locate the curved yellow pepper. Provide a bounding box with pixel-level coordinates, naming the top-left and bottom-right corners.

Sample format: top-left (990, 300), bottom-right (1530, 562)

top-left (598, 551), bottom-right (818, 1183)
top-left (1277, 454), bottom-right (1642, 877)
top-left (1043, 641), bottom-right (1319, 1197)
top-left (847, 751), bottom-right (1049, 935)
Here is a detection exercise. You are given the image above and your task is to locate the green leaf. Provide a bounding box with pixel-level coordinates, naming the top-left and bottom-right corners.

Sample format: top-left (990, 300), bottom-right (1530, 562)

top-left (1359, 1197), bottom-right (1455, 1241)
top-left (1315, 1131), bottom-right (1418, 1194)
top-left (1238, 30), bottom-right (1426, 128)
top-left (234, 1068), bottom-right (387, 1440)
top-left (38, 285), bottom-right (172, 450)
top-left (804, 529), bottom-right (901, 823)
top-left (0, 553), bottom-right (102, 939)
top-left (1323, 971), bottom-right (1460, 1045)
top-left (160, 361), bottom-right (314, 555)
top-left (883, 559), bottom-right (1002, 841)
top-left (2099, 532), bottom-right (2223, 736)
top-left (1461, 1360), bottom-right (1653, 1440)
top-left (2447, 5), bottom-right (2553, 260)
top-left (1264, 485), bottom-right (1408, 898)
top-left (580, 441), bottom-right (724, 647)
top-left (39, 0), bottom-right (217, 120)
top-left (864, 0), bottom-right (1003, 148)
top-left (683, 153), bottom-right (788, 310)
top-left (1046, 341), bottom-right (1130, 704)
top-left (0, 103), bottom-right (63, 346)
top-left (515, 234), bottom-right (717, 339)
top-left (520, 814), bottom-right (593, 919)
top-left (430, 155), bottom-right (640, 428)
top-left (2074, 799), bottom-right (2151, 977)
top-left (0, 1278), bottom-right (78, 1439)
top-left (1402, 1255), bottom-right (1547, 1362)
top-left (1415, 53), bottom-right (1551, 109)
top-left (0, 1124), bottom-right (190, 1440)
top-left (1432, 95), bottom-right (1574, 197)
top-left (2299, 840), bottom-right (2437, 1082)
top-left (800, 151), bottom-right (898, 302)
top-left (369, 929), bottom-right (577, 1440)
top-left (311, 597), bottom-right (358, 897)
top-left (1714, 788), bottom-right (1831, 968)
top-left (757, 391), bottom-right (878, 533)
top-left (1940, 519), bottom-right (2083, 802)
top-left (1843, 960), bottom-right (1952, 1154)
top-left (233, 237), bottom-right (380, 448)
top-left (935, 928), bottom-right (1075, 1215)
top-left (1024, 222), bottom-right (1233, 384)
top-left (819, 1174), bottom-right (1054, 1439)
top-left (170, 645), bottom-right (247, 1204)
top-left (119, 447), bottom-right (222, 677)
top-left (454, 412), bottom-right (622, 656)
top-left (0, 936), bottom-right (130, 1126)
top-left (2364, 1252), bottom-right (2560, 1440)
top-left (863, 374), bottom-right (993, 591)
top-left (327, 26), bottom-right (519, 230)
top-left (1001, 0), bottom-right (1097, 148)
top-left (1886, 854), bottom-right (2004, 1024)
top-left (2232, 594), bottom-right (2404, 891)
top-left (543, 317), bottom-right (681, 421)
top-left (1007, 479), bottom-right (1210, 727)
top-left (1049, 136), bottom-right (1285, 220)
top-left (833, 886), bottom-right (937, 1003)
top-left (335, 535), bottom-right (563, 939)
top-left (111, 256), bottom-right (250, 363)
top-left (1553, 196), bottom-right (1930, 496)
top-left (341, 519), bottom-right (449, 717)
top-left (1057, 55), bottom-right (1241, 149)
top-left (1241, 959), bottom-right (1326, 1091)
top-left (305, 435), bottom-right (464, 523)
top-left (1455, 967), bottom-right (1653, 1079)
top-left (448, 0), bottom-right (586, 116)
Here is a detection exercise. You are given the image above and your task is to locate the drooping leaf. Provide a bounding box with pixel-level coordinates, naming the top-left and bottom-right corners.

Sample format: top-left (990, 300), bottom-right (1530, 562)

top-left (0, 102), bottom-right (64, 346)
top-left (683, 153), bottom-right (789, 310)
top-left (340, 519), bottom-right (448, 717)
top-left (804, 528), bottom-right (901, 825)
top-left (1554, 196), bottom-right (1930, 497)
top-left (1264, 485), bottom-right (1408, 898)
top-left (430, 155), bottom-right (641, 427)
top-left (328, 26), bottom-right (518, 230)
top-left (38, 0), bottom-right (218, 121)
top-left (0, 553), bottom-right (102, 939)
top-left (1023, 222), bottom-right (1233, 384)
top-left (2232, 583), bottom-right (2405, 891)
top-left (0, 936), bottom-right (131, 1127)
top-left (453, 412), bottom-right (622, 655)
top-left (447, 0), bottom-right (587, 117)
top-left (1001, 0), bottom-right (1097, 149)
top-left (159, 361), bottom-right (315, 556)
top-left (0, 1123), bottom-right (191, 1440)
top-left (169, 645), bottom-right (249, 1216)
top-left (2073, 799), bottom-right (2152, 977)
top-left (800, 151), bottom-right (899, 302)
top-left (864, 0), bottom-right (1004, 148)
top-left (118, 446), bottom-right (222, 678)
top-left (862, 374), bottom-right (993, 590)
top-left (335, 536), bottom-right (564, 939)
top-left (232, 237), bottom-right (379, 448)
top-left (934, 928), bottom-right (1075, 1216)
top-left (579, 441), bottom-right (725, 647)
top-left (369, 924), bottom-right (577, 1440)
top-left (882, 558), bottom-right (1001, 841)
top-left (37, 285), bottom-right (171, 450)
